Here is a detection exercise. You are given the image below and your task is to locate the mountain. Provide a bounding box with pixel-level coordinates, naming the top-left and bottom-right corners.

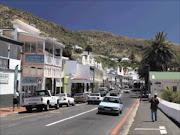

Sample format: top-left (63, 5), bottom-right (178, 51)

top-left (0, 4), bottom-right (178, 60)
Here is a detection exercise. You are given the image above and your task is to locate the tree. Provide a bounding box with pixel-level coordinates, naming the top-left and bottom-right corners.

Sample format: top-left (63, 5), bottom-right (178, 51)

top-left (142, 31), bottom-right (174, 71)
top-left (85, 45), bottom-right (92, 55)
top-left (63, 45), bottom-right (72, 58)
top-left (129, 50), bottom-right (135, 63)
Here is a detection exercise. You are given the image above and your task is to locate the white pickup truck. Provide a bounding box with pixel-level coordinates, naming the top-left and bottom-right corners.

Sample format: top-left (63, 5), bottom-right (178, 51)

top-left (22, 90), bottom-right (60, 112)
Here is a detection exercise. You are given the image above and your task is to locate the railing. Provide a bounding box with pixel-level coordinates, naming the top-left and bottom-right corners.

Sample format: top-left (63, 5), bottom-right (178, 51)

top-left (44, 55), bottom-right (62, 67)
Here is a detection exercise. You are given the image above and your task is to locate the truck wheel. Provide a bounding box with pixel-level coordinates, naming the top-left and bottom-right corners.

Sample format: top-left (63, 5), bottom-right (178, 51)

top-left (67, 101), bottom-right (70, 107)
top-left (37, 106), bottom-right (43, 112)
top-left (26, 106), bottom-right (32, 113)
top-left (55, 101), bottom-right (60, 109)
top-left (45, 102), bottom-right (50, 111)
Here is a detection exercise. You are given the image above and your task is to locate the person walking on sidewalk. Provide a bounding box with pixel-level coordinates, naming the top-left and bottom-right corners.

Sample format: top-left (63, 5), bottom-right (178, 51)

top-left (149, 93), bottom-right (159, 122)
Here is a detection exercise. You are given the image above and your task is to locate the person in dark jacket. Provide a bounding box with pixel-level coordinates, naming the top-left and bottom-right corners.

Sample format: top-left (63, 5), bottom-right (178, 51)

top-left (149, 93), bottom-right (159, 122)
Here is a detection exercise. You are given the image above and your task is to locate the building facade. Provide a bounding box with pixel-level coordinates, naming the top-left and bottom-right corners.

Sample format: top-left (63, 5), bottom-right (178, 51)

top-left (0, 35), bottom-right (23, 108)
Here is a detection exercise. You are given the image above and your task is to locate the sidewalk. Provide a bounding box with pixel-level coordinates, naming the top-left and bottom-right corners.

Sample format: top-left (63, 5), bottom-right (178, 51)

top-left (128, 99), bottom-right (180, 135)
top-left (0, 107), bottom-right (26, 116)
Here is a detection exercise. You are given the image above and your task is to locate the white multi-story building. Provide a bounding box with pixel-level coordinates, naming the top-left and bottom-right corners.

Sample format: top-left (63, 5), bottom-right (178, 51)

top-left (0, 34), bottom-right (23, 108)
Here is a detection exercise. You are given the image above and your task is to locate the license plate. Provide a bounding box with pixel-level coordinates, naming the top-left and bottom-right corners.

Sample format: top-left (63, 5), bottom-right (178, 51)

top-left (105, 108), bottom-right (111, 111)
top-left (92, 97), bottom-right (96, 99)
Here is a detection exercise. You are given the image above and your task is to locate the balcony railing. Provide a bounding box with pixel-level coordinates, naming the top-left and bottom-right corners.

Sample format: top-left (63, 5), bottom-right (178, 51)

top-left (44, 55), bottom-right (62, 67)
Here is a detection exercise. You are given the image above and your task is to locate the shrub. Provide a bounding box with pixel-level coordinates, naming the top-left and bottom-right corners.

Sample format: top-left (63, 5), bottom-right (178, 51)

top-left (160, 88), bottom-right (180, 104)
top-left (171, 91), bottom-right (180, 104)
top-left (160, 88), bottom-right (173, 102)
top-left (74, 48), bottom-right (83, 54)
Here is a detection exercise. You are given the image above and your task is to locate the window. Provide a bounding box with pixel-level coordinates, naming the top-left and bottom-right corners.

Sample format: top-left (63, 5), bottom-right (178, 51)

top-left (25, 42), bottom-right (30, 53)
top-left (31, 42), bottom-right (36, 53)
top-left (37, 42), bottom-right (43, 53)
top-left (23, 66), bottom-right (29, 74)
top-left (10, 45), bottom-right (21, 60)
top-left (37, 68), bottom-right (43, 75)
top-left (173, 86), bottom-right (177, 92)
top-left (0, 41), bottom-right (8, 57)
top-left (30, 67), bottom-right (36, 75)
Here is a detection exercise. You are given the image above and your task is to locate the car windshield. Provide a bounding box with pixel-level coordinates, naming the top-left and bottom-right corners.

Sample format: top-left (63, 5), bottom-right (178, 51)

top-left (74, 93), bottom-right (83, 96)
top-left (90, 93), bottom-right (99, 96)
top-left (60, 94), bottom-right (65, 97)
top-left (103, 97), bottom-right (120, 103)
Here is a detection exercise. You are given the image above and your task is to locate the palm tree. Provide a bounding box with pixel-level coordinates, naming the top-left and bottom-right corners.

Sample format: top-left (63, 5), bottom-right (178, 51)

top-left (85, 45), bottom-right (92, 55)
top-left (143, 32), bottom-right (174, 71)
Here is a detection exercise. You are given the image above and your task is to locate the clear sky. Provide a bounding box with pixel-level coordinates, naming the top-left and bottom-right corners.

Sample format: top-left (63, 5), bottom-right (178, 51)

top-left (1, 0), bottom-right (179, 43)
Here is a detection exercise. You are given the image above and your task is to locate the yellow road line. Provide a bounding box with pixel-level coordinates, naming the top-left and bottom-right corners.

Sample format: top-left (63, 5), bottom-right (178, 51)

top-left (6, 103), bottom-right (87, 120)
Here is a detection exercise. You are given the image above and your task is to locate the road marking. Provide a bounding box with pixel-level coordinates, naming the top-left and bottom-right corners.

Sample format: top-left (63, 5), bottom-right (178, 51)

top-left (111, 99), bottom-right (138, 135)
top-left (135, 126), bottom-right (167, 134)
top-left (46, 108), bottom-right (97, 127)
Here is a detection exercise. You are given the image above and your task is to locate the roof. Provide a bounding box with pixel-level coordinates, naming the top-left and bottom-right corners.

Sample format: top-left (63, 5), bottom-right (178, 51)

top-left (149, 72), bottom-right (180, 80)
top-left (0, 34), bottom-right (23, 46)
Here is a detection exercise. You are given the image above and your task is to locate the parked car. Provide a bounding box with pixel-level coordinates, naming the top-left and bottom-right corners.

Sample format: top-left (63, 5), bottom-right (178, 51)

top-left (58, 93), bottom-right (75, 107)
top-left (74, 93), bottom-right (89, 103)
top-left (23, 90), bottom-right (59, 112)
top-left (87, 93), bottom-right (103, 104)
top-left (98, 88), bottom-right (107, 97)
top-left (98, 96), bottom-right (123, 116)
top-left (124, 88), bottom-right (130, 93)
top-left (110, 90), bottom-right (120, 96)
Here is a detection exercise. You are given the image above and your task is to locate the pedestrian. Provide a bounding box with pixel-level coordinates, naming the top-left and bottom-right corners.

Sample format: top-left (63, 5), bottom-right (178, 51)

top-left (149, 93), bottom-right (159, 122)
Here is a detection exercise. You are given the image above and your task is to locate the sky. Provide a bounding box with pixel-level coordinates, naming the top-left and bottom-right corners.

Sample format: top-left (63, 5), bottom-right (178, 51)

top-left (1, 0), bottom-right (180, 43)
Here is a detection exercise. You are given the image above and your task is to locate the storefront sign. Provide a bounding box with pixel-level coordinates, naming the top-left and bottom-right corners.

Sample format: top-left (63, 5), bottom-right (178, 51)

top-left (25, 55), bottom-right (44, 63)
top-left (0, 74), bottom-right (9, 84)
top-left (22, 77), bottom-right (42, 84)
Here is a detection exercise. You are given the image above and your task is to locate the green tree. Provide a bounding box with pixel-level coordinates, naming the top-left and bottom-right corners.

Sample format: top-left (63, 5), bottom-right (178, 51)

top-left (129, 50), bottom-right (135, 63)
top-left (63, 45), bottom-right (72, 58)
top-left (85, 45), bottom-right (92, 55)
top-left (143, 32), bottom-right (174, 71)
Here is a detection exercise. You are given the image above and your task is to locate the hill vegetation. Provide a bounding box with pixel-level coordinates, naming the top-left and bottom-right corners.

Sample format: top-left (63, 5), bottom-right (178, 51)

top-left (0, 4), bottom-right (179, 63)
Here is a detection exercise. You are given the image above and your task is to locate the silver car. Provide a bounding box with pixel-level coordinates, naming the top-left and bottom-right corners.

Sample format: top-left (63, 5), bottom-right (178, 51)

top-left (98, 96), bottom-right (123, 116)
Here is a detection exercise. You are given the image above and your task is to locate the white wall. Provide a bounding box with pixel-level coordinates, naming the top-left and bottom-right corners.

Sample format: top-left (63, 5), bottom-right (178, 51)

top-left (77, 64), bottom-right (90, 79)
top-left (158, 98), bottom-right (180, 123)
top-left (66, 61), bottom-right (77, 75)
top-left (0, 71), bottom-right (21, 95)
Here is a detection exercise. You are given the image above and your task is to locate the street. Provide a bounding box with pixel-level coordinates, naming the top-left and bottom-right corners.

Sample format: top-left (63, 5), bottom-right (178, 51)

top-left (0, 90), bottom-right (138, 135)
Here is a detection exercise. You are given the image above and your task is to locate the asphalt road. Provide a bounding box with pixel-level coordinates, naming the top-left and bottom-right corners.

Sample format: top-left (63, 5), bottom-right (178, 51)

top-left (0, 90), bottom-right (138, 135)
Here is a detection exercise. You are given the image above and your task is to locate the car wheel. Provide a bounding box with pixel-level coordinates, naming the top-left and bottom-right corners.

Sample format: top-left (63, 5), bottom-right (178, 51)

top-left (55, 100), bottom-right (60, 109)
top-left (45, 102), bottom-right (50, 111)
top-left (67, 101), bottom-right (70, 107)
top-left (26, 106), bottom-right (32, 113)
top-left (72, 102), bottom-right (75, 106)
top-left (97, 110), bottom-right (101, 114)
top-left (115, 110), bottom-right (120, 116)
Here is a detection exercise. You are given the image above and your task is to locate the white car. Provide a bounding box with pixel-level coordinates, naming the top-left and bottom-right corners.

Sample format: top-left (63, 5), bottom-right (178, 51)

top-left (58, 93), bottom-right (75, 107)
top-left (124, 88), bottom-right (130, 93)
top-left (87, 93), bottom-right (103, 104)
top-left (98, 96), bottom-right (123, 116)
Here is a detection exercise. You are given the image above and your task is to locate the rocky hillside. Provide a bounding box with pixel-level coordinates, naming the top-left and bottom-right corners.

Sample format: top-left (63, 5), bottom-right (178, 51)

top-left (1, 4), bottom-right (178, 59)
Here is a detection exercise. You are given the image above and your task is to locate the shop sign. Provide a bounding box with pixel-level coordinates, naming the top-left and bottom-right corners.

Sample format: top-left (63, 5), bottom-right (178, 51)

top-left (0, 74), bottom-right (9, 84)
top-left (22, 77), bottom-right (40, 83)
top-left (25, 55), bottom-right (44, 63)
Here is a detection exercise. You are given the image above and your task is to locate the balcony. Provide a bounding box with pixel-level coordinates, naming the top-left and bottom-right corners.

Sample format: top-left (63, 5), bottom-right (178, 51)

top-left (44, 55), bottom-right (62, 67)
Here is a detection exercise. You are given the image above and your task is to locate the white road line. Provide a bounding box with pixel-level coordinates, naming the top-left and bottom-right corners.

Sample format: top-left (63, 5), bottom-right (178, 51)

top-left (134, 126), bottom-right (167, 134)
top-left (46, 108), bottom-right (97, 127)
top-left (135, 128), bottom-right (159, 131)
